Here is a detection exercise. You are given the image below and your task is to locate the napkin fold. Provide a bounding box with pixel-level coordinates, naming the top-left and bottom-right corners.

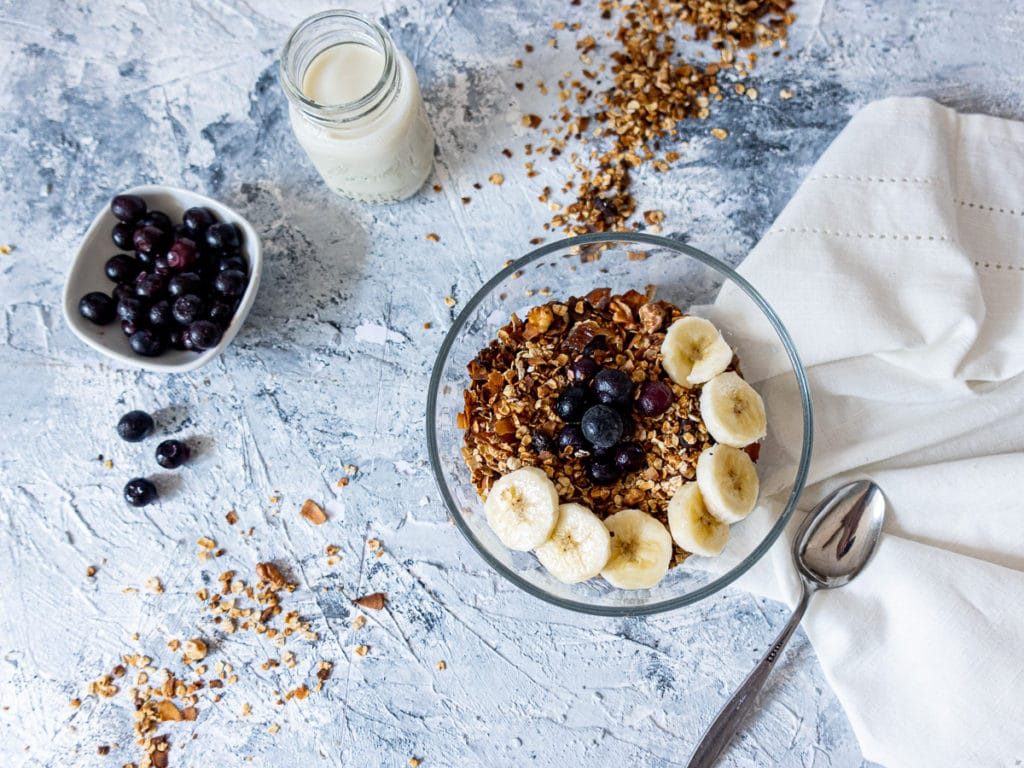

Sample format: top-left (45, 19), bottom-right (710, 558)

top-left (716, 97), bottom-right (1024, 767)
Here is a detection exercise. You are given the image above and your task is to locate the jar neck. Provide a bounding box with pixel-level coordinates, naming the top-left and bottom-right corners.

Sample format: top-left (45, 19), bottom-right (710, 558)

top-left (279, 9), bottom-right (401, 128)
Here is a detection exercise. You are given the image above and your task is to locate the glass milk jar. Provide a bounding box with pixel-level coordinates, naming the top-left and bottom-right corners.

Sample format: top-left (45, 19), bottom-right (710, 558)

top-left (280, 10), bottom-right (435, 203)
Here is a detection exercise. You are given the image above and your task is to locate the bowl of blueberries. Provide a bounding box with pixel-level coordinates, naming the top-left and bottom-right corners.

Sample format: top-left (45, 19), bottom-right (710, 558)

top-left (63, 185), bottom-right (262, 372)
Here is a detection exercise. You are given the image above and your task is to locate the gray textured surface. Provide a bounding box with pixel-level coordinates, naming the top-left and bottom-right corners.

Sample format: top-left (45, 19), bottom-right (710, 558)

top-left (1, 1), bottom-right (1020, 766)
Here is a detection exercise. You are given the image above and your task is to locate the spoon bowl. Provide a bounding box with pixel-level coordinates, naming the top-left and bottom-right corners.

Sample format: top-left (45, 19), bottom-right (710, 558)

top-left (687, 480), bottom-right (887, 768)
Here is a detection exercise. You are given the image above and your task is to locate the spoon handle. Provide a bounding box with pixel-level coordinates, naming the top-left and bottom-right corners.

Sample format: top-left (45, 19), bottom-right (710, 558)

top-left (686, 582), bottom-right (813, 768)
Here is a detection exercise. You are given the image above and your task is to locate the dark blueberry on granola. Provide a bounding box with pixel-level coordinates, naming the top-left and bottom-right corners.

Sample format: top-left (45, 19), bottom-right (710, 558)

top-left (586, 455), bottom-right (621, 486)
top-left (531, 432), bottom-right (555, 455)
top-left (555, 385), bottom-right (590, 423)
top-left (556, 424), bottom-right (589, 454)
top-left (591, 368), bottom-right (633, 407)
top-left (581, 404), bottom-right (623, 449)
top-left (569, 356), bottom-right (600, 383)
top-left (614, 442), bottom-right (646, 473)
top-left (637, 380), bottom-right (674, 417)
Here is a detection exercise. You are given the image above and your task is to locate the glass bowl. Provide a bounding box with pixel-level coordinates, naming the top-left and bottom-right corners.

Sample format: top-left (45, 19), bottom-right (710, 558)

top-left (426, 233), bottom-right (813, 616)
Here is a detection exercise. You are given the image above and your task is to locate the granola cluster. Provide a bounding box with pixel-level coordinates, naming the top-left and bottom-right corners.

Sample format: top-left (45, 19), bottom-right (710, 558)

top-left (460, 288), bottom-right (716, 550)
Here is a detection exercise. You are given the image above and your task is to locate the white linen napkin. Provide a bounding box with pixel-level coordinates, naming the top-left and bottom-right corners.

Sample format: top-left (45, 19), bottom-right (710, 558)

top-left (713, 97), bottom-right (1024, 768)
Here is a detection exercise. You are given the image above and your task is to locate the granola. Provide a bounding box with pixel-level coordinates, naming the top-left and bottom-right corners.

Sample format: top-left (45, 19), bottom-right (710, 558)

top-left (460, 288), bottom-right (720, 558)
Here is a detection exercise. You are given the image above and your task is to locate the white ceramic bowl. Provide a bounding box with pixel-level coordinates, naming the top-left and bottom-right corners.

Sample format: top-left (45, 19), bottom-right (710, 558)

top-left (62, 184), bottom-right (262, 373)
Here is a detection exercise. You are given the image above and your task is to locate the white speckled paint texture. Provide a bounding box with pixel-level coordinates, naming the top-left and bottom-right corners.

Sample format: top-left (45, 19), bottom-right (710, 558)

top-left (1, 1), bottom-right (1021, 766)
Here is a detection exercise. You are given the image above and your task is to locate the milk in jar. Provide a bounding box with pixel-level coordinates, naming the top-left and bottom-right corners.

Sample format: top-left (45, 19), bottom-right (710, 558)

top-left (280, 10), bottom-right (435, 203)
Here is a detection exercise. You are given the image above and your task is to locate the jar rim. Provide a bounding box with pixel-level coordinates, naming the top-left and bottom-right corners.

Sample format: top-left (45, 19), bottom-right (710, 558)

top-left (279, 9), bottom-right (398, 125)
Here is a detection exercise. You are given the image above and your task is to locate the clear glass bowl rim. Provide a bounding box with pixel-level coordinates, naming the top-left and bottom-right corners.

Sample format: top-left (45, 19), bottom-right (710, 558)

top-left (426, 232), bottom-right (814, 616)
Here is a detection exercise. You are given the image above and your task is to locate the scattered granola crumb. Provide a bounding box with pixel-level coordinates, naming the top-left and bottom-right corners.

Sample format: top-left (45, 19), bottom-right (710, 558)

top-left (103, 458), bottom-right (113, 469)
top-left (460, 196), bottom-right (471, 204)
top-left (353, 592), bottom-right (386, 610)
top-left (432, 184), bottom-right (442, 192)
top-left (436, 660), bottom-right (446, 671)
top-left (443, 295), bottom-right (457, 308)
top-left (225, 510), bottom-right (238, 525)
top-left (408, 759), bottom-right (421, 768)
top-left (780, 87), bottom-right (794, 99)
top-left (86, 566), bottom-right (97, 578)
top-left (488, 173), bottom-right (504, 186)
top-left (710, 127), bottom-right (729, 140)
top-left (70, 698), bottom-right (81, 708)
top-left (241, 703), bottom-right (252, 717)
top-left (299, 499), bottom-right (327, 525)
top-left (182, 638), bottom-right (207, 663)
top-left (336, 477), bottom-right (349, 487)
top-left (425, 233), bottom-right (440, 242)
top-left (354, 645), bottom-right (369, 657)
top-left (267, 723), bottom-right (280, 735)
top-left (145, 577), bottom-right (164, 594)
top-left (0, 245), bottom-right (11, 255)
top-left (351, 615), bottom-right (366, 631)
top-left (97, 745), bottom-right (110, 755)
top-left (197, 537), bottom-right (216, 550)
top-left (269, 495), bottom-right (280, 504)
top-left (423, 322), bottom-right (432, 329)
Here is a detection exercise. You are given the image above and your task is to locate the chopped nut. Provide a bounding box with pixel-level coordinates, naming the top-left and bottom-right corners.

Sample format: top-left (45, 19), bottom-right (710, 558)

top-left (196, 537), bottom-right (216, 550)
top-left (225, 510), bottom-right (238, 525)
top-left (299, 499), bottom-right (327, 525)
top-left (241, 702), bottom-right (252, 717)
top-left (366, 538), bottom-right (380, 551)
top-left (488, 173), bottom-right (504, 186)
top-left (156, 700), bottom-right (183, 722)
top-left (0, 245), bottom-right (11, 255)
top-left (70, 698), bottom-right (81, 708)
top-left (267, 723), bottom-right (280, 734)
top-left (436, 660), bottom-right (446, 671)
top-left (354, 645), bottom-right (369, 657)
top-left (145, 577), bottom-right (164, 594)
top-left (182, 638), bottom-right (207, 663)
top-left (352, 592), bottom-right (386, 610)
top-left (85, 566), bottom-right (97, 578)
top-left (710, 127), bottom-right (729, 140)
top-left (444, 296), bottom-right (457, 308)
top-left (351, 614), bottom-right (367, 631)
top-left (408, 759), bottom-right (421, 768)
top-left (425, 233), bottom-right (440, 242)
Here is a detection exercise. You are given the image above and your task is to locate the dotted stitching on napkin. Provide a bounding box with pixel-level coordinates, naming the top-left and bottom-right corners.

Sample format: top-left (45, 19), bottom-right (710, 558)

top-left (768, 226), bottom-right (949, 241)
top-left (973, 261), bottom-right (1024, 271)
top-left (954, 199), bottom-right (1024, 217)
top-left (807, 174), bottom-right (937, 184)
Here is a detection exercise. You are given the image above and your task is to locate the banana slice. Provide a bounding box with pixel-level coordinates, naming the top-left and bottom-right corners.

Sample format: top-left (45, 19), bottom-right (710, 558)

top-left (699, 371), bottom-right (767, 447)
top-left (484, 467), bottom-right (559, 551)
top-left (600, 508), bottom-right (673, 590)
top-left (695, 444), bottom-right (760, 524)
top-left (667, 482), bottom-right (730, 557)
top-left (660, 316), bottom-right (734, 386)
top-left (534, 503), bottom-right (612, 584)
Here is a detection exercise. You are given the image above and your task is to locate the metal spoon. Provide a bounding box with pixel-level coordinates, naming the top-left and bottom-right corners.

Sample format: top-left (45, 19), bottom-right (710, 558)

top-left (686, 480), bottom-right (887, 768)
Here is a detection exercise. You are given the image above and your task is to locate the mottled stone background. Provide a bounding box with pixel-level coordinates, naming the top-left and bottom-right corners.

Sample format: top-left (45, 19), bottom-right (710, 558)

top-left (1, 1), bottom-right (1020, 766)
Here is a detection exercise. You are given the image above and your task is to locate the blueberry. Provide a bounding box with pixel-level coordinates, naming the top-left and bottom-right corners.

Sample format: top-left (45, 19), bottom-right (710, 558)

top-left (111, 221), bottom-right (135, 250)
top-left (168, 272), bottom-right (203, 297)
top-left (110, 194), bottom-right (147, 223)
top-left (121, 320), bottom-right (140, 336)
top-left (580, 404), bottom-right (623, 449)
top-left (207, 300), bottom-right (237, 329)
top-left (78, 292), bottom-right (116, 325)
top-left (152, 256), bottom-right (172, 275)
top-left (555, 385), bottom-right (590, 423)
top-left (155, 439), bottom-right (190, 469)
top-left (614, 442), bottom-right (646, 473)
top-left (167, 238), bottom-right (198, 270)
top-left (591, 369), bottom-right (633, 407)
top-left (116, 296), bottom-right (148, 326)
top-left (187, 320), bottom-right (222, 350)
top-left (217, 256), bottom-right (247, 274)
top-left (111, 283), bottom-right (134, 303)
top-left (556, 424), bottom-right (589, 454)
top-left (148, 300), bottom-right (175, 329)
top-left (130, 328), bottom-right (165, 357)
top-left (123, 477), bottom-right (158, 507)
top-left (213, 269), bottom-right (247, 298)
top-left (133, 224), bottom-right (168, 256)
top-left (569, 356), bottom-right (600, 383)
top-left (531, 431), bottom-right (555, 455)
top-left (135, 249), bottom-right (156, 267)
top-left (117, 410), bottom-right (154, 442)
top-left (637, 380), bottom-right (674, 417)
top-left (134, 272), bottom-right (166, 299)
top-left (586, 455), bottom-right (621, 486)
top-left (104, 253), bottom-right (141, 283)
top-left (205, 222), bottom-right (241, 252)
top-left (139, 210), bottom-right (172, 232)
top-left (173, 294), bottom-right (206, 326)
top-left (183, 206), bottom-right (216, 236)
top-left (167, 327), bottom-right (189, 350)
